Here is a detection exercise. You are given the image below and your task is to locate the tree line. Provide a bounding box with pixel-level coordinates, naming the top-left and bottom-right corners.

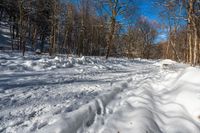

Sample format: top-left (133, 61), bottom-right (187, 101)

top-left (0, 0), bottom-right (160, 59)
top-left (0, 0), bottom-right (200, 65)
top-left (157, 0), bottom-right (200, 65)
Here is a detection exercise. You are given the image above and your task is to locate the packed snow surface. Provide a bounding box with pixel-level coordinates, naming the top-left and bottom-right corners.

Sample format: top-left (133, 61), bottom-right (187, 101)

top-left (0, 52), bottom-right (200, 133)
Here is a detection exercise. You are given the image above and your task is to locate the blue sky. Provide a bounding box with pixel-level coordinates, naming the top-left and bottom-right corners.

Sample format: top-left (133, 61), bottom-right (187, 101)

top-left (68, 0), bottom-right (168, 42)
top-left (136, 0), bottom-right (168, 42)
top-left (118, 0), bottom-right (168, 42)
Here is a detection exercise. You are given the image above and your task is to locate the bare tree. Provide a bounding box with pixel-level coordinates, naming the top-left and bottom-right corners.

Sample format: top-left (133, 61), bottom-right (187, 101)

top-left (187, 0), bottom-right (200, 65)
top-left (49, 0), bottom-right (59, 56)
top-left (97, 0), bottom-right (137, 59)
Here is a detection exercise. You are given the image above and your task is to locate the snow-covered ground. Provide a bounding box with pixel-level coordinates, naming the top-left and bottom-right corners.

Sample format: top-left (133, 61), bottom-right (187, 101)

top-left (0, 51), bottom-right (200, 133)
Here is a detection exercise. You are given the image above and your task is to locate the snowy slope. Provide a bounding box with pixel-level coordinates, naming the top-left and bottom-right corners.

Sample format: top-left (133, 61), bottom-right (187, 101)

top-left (0, 51), bottom-right (200, 133)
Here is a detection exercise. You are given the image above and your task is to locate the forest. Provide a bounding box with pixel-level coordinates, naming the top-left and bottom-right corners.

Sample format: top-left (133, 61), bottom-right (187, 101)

top-left (1, 1), bottom-right (200, 133)
top-left (0, 0), bottom-right (200, 64)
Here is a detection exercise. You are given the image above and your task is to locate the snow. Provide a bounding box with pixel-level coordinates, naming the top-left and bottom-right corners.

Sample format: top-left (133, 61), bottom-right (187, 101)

top-left (174, 67), bottom-right (200, 122)
top-left (0, 51), bottom-right (200, 133)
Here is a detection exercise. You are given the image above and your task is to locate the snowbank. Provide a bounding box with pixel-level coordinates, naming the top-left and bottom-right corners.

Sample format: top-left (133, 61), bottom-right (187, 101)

top-left (153, 59), bottom-right (177, 68)
top-left (0, 52), bottom-right (151, 73)
top-left (173, 67), bottom-right (200, 122)
top-left (0, 52), bottom-right (102, 72)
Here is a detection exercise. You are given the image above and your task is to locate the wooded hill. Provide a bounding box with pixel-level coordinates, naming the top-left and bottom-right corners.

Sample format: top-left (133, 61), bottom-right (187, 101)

top-left (0, 0), bottom-right (200, 65)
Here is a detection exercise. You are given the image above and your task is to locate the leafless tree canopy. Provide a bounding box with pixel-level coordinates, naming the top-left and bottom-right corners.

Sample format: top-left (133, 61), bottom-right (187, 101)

top-left (0, 0), bottom-right (199, 65)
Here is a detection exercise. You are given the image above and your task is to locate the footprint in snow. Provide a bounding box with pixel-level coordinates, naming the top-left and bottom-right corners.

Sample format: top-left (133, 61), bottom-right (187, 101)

top-left (28, 111), bottom-right (36, 119)
top-left (38, 121), bottom-right (48, 129)
top-left (127, 78), bottom-right (133, 83)
top-left (121, 82), bottom-right (128, 88)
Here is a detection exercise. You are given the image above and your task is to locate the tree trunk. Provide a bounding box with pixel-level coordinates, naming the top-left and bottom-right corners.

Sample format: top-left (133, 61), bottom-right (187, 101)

top-left (188, 0), bottom-right (195, 65)
top-left (32, 28), bottom-right (37, 50)
top-left (106, 17), bottom-right (116, 59)
top-left (49, 0), bottom-right (58, 56)
top-left (193, 27), bottom-right (198, 65)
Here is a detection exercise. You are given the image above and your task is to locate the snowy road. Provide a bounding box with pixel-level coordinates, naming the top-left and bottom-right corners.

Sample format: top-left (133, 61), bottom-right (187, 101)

top-left (0, 52), bottom-right (200, 133)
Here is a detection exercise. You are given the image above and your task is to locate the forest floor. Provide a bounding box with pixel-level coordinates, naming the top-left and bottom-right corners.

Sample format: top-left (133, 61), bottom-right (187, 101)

top-left (0, 51), bottom-right (200, 133)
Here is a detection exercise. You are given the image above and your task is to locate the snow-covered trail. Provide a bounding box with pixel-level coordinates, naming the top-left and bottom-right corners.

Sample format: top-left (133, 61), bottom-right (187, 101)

top-left (0, 52), bottom-right (155, 132)
top-left (39, 60), bottom-right (200, 133)
top-left (1, 52), bottom-right (200, 133)
top-left (86, 64), bottom-right (200, 133)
